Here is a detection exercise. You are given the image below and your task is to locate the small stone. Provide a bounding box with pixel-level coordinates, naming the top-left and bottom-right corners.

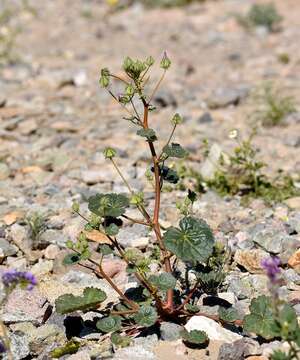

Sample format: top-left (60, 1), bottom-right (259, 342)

top-left (160, 322), bottom-right (183, 341)
top-left (39, 229), bottom-right (68, 247)
top-left (288, 249), bottom-right (300, 272)
top-left (207, 86), bottom-right (249, 109)
top-left (10, 223), bottom-right (32, 254)
top-left (285, 197), bottom-right (300, 210)
top-left (44, 244), bottom-right (60, 259)
top-left (200, 143), bottom-right (224, 180)
top-left (0, 162), bottom-right (10, 180)
top-left (234, 249), bottom-right (268, 274)
top-left (2, 211), bottom-right (23, 225)
top-left (185, 316), bottom-right (242, 343)
top-left (198, 112), bottom-right (214, 124)
top-left (18, 119), bottom-right (38, 135)
top-left (0, 238), bottom-right (18, 257)
top-left (217, 292), bottom-right (236, 305)
top-left (0, 96), bottom-right (6, 107)
top-left (3, 287), bottom-right (47, 325)
top-left (67, 350), bottom-right (91, 360)
top-left (81, 170), bottom-right (105, 184)
top-left (8, 333), bottom-right (30, 360)
top-left (153, 89), bottom-right (177, 108)
top-left (114, 345), bottom-right (156, 360)
top-left (31, 259), bottom-right (53, 277)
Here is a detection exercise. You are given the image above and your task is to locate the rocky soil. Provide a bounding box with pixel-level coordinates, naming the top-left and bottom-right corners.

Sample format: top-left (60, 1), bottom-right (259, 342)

top-left (0, 0), bottom-right (300, 359)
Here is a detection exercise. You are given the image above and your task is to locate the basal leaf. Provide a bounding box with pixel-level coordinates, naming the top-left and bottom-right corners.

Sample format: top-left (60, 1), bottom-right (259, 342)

top-left (180, 329), bottom-right (208, 345)
top-left (88, 193), bottom-right (129, 218)
top-left (163, 216), bottom-right (215, 265)
top-left (218, 307), bottom-right (240, 323)
top-left (243, 295), bottom-right (277, 339)
top-left (111, 332), bottom-right (132, 348)
top-left (163, 143), bottom-right (189, 158)
top-left (148, 272), bottom-right (176, 291)
top-left (55, 287), bottom-right (107, 314)
top-left (133, 305), bottom-right (158, 327)
top-left (96, 315), bottom-right (122, 333)
top-left (136, 128), bottom-right (157, 142)
top-left (105, 223), bottom-right (119, 236)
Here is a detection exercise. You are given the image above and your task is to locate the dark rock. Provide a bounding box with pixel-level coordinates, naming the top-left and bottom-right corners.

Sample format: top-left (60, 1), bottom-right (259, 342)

top-left (207, 86), bottom-right (250, 109)
top-left (153, 89), bottom-right (177, 108)
top-left (198, 112), bottom-right (214, 124)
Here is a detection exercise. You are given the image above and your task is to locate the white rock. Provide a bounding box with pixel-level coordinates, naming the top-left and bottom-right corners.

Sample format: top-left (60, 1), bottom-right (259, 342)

top-left (185, 316), bottom-right (242, 343)
top-left (200, 143), bottom-right (223, 180)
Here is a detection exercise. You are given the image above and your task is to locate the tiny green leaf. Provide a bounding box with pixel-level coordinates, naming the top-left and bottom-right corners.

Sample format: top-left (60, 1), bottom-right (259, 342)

top-left (145, 56), bottom-right (155, 67)
top-left (125, 84), bottom-right (135, 96)
top-left (72, 201), bottom-right (80, 213)
top-left (163, 143), bottom-right (189, 159)
top-left (103, 147), bottom-right (116, 159)
top-left (148, 272), bottom-right (176, 291)
top-left (185, 304), bottom-right (200, 313)
top-left (243, 295), bottom-right (277, 339)
top-left (163, 216), bottom-right (215, 265)
top-left (218, 307), bottom-right (240, 323)
top-left (136, 128), bottom-right (157, 142)
top-left (96, 315), bottom-right (122, 333)
top-left (171, 113), bottom-right (183, 125)
top-left (133, 305), bottom-right (158, 327)
top-left (180, 329), bottom-right (208, 346)
top-left (50, 340), bottom-right (80, 358)
top-left (105, 223), bottom-right (119, 236)
top-left (111, 332), bottom-right (132, 348)
top-left (88, 193), bottom-right (129, 218)
top-left (98, 244), bottom-right (113, 255)
top-left (160, 166), bottom-right (179, 184)
top-left (130, 192), bottom-right (144, 205)
top-left (160, 52), bottom-right (171, 70)
top-left (55, 287), bottom-right (107, 314)
top-left (63, 253), bottom-right (81, 266)
top-left (100, 68), bottom-right (110, 88)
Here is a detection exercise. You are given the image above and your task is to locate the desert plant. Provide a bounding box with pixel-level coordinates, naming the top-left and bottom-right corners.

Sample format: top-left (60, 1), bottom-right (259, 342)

top-left (254, 83), bottom-right (296, 127)
top-left (238, 3), bottom-right (283, 32)
top-left (188, 130), bottom-right (300, 204)
top-left (55, 54), bottom-right (232, 346)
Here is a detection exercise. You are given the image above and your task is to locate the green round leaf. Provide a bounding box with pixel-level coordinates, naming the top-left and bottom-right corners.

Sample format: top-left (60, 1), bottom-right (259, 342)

top-left (96, 316), bottom-right (122, 333)
top-left (148, 272), bottom-right (176, 291)
top-left (88, 193), bottom-right (129, 218)
top-left (180, 329), bottom-right (208, 345)
top-left (99, 68), bottom-right (110, 88)
top-left (136, 128), bottom-right (157, 142)
top-left (163, 216), bottom-right (215, 265)
top-left (98, 244), bottom-right (113, 255)
top-left (243, 295), bottom-right (277, 340)
top-left (105, 223), bottom-right (119, 236)
top-left (133, 305), bottom-right (158, 327)
top-left (171, 113), bottom-right (183, 125)
top-left (163, 143), bottom-right (189, 159)
top-left (218, 307), bottom-right (240, 323)
top-left (55, 287), bottom-right (107, 314)
top-left (103, 147), bottom-right (116, 159)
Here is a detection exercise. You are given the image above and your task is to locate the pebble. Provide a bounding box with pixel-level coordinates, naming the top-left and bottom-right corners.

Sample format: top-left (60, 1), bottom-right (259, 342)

top-left (185, 316), bottom-right (242, 343)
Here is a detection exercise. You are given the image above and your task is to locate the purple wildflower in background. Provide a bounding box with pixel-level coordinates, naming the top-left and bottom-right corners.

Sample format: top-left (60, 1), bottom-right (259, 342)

top-left (0, 340), bottom-right (6, 353)
top-left (2, 269), bottom-right (37, 291)
top-left (261, 256), bottom-right (281, 283)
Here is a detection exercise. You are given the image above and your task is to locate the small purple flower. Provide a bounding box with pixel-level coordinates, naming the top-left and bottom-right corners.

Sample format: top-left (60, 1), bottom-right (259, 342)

top-left (2, 269), bottom-right (37, 291)
top-left (0, 340), bottom-right (6, 353)
top-left (261, 256), bottom-right (281, 283)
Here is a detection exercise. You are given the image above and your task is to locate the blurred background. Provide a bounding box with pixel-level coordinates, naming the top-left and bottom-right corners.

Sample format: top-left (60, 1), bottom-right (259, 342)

top-left (0, 0), bottom-right (299, 222)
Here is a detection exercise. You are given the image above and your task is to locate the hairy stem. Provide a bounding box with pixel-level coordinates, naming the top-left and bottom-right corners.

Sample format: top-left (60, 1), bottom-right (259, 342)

top-left (148, 70), bottom-right (166, 104)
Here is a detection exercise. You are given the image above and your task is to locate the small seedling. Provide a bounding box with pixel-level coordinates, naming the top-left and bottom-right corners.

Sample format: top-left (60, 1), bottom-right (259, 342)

top-left (253, 83), bottom-right (296, 127)
top-left (237, 3), bottom-right (282, 32)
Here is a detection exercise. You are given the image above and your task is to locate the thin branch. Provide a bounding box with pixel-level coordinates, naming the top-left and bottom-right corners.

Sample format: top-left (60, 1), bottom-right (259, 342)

top-left (158, 124), bottom-right (177, 161)
top-left (121, 214), bottom-right (151, 227)
top-left (148, 70), bottom-right (166, 104)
